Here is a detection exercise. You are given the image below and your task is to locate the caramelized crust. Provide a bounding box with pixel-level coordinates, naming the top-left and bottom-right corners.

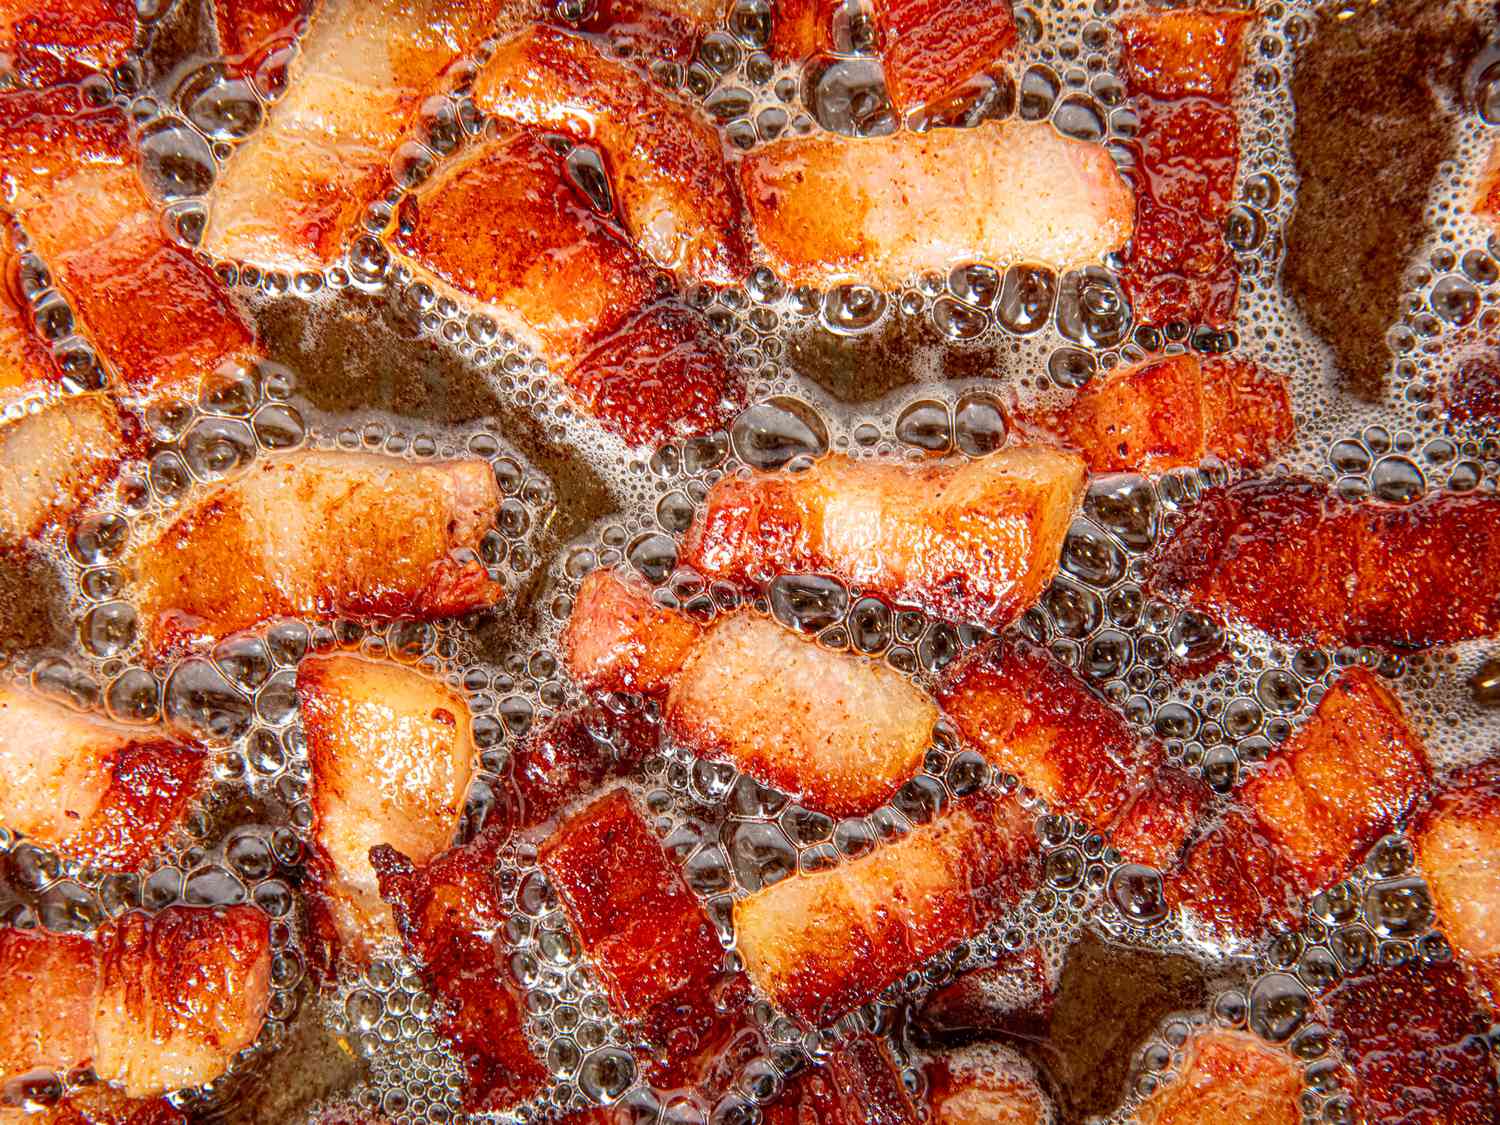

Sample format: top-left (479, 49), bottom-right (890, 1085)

top-left (915, 947), bottom-right (1053, 1044)
top-left (739, 120), bottom-right (1134, 288)
top-left (939, 640), bottom-right (1168, 856)
top-left (92, 906), bottom-right (271, 1097)
top-left (372, 828), bottom-right (548, 1114)
top-left (763, 1037), bottom-right (921, 1125)
top-left (474, 26), bottom-right (749, 282)
top-left (538, 788), bottom-right (750, 1086)
top-left (212, 0), bottom-right (308, 60)
top-left (1445, 352), bottom-right (1500, 428)
top-left (682, 448), bottom-right (1087, 630)
top-left (925, 1047), bottom-right (1049, 1125)
top-left (132, 451), bottom-right (502, 661)
top-left (0, 684), bottom-right (205, 870)
top-left (766, 0), bottom-right (836, 63)
top-left (1147, 479), bottom-right (1500, 649)
top-left (1135, 1028), bottom-right (1301, 1125)
top-left (1326, 958), bottom-right (1499, 1125)
top-left (202, 0), bottom-right (517, 269)
top-left (1413, 763), bottom-right (1500, 1006)
top-left (733, 794), bottom-right (1039, 1025)
top-left (1019, 354), bottom-right (1294, 474)
top-left (667, 611), bottom-right (938, 816)
top-left (0, 0), bottom-right (134, 85)
top-left (1242, 668), bottom-right (1429, 890)
top-left (0, 89), bottom-right (257, 395)
top-left (0, 927), bottom-right (98, 1088)
top-left (393, 132), bottom-right (738, 444)
top-left (498, 704), bottom-right (658, 833)
top-left (1118, 11), bottom-right (1251, 329)
top-left (1165, 811), bottom-right (1297, 946)
top-left (869, 0), bottom-right (1016, 112)
top-left (12, 1087), bottom-right (188, 1125)
top-left (561, 568), bottom-right (703, 696)
top-left (299, 654), bottom-right (477, 957)
top-left (0, 394), bottom-right (125, 544)
top-left (559, 0), bottom-right (724, 62)
top-left (1109, 766), bottom-right (1213, 873)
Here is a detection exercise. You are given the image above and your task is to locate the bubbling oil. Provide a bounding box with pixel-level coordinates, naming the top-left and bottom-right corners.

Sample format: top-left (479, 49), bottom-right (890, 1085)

top-left (1, 0), bottom-right (1498, 1121)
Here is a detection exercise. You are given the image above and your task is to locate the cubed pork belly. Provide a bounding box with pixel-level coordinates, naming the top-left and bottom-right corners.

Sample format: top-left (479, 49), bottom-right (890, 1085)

top-left (473, 26), bottom-right (748, 282)
top-left (211, 0), bottom-right (309, 61)
top-left (1147, 478), bottom-right (1500, 648)
top-left (0, 0), bottom-right (133, 85)
top-left (201, 0), bottom-right (523, 270)
top-left (1326, 957), bottom-right (1499, 1125)
top-left (868, 0), bottom-right (1016, 112)
top-left (538, 788), bottom-right (751, 1086)
top-left (1413, 761), bottom-right (1500, 1006)
top-left (0, 683), bottom-right (206, 870)
top-left (559, 0), bottom-right (725, 62)
top-left (0, 927), bottom-right (98, 1088)
top-left (299, 654), bottom-right (477, 959)
top-left (6, 1086), bottom-right (187, 1125)
top-left (915, 946), bottom-right (1053, 1044)
top-left (0, 89), bottom-right (257, 396)
top-left (766, 0), bottom-right (836, 63)
top-left (391, 131), bottom-right (740, 445)
top-left (0, 394), bottom-right (125, 544)
top-left (1242, 667), bottom-right (1429, 891)
top-left (762, 1036), bottom-right (921, 1125)
top-left (1165, 810), bottom-right (1298, 947)
top-left (925, 1045), bottom-right (1051, 1125)
top-left (1016, 353), bottom-right (1294, 473)
top-left (1134, 1027), bottom-right (1302, 1125)
top-left (131, 451), bottom-right (502, 661)
top-left (733, 794), bottom-right (1039, 1025)
top-left (739, 120), bottom-right (1134, 289)
top-left (372, 826), bottom-right (547, 1114)
top-left (1444, 351), bottom-right (1500, 428)
top-left (1117, 10), bottom-right (1253, 329)
top-left (682, 447), bottom-right (1086, 630)
top-left (561, 567), bottom-right (703, 697)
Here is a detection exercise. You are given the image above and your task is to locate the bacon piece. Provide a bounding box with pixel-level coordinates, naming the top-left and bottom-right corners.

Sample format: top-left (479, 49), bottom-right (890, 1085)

top-left (474, 27), bottom-right (748, 283)
top-left (740, 120), bottom-right (1134, 289)
top-left (0, 927), bottom-right (98, 1088)
top-left (869, 0), bottom-right (1016, 112)
top-left (0, 684), bottom-right (206, 870)
top-left (925, 1046), bottom-right (1050, 1125)
top-left (1117, 11), bottom-right (1252, 329)
top-left (212, 0), bottom-right (308, 61)
top-left (1446, 352), bottom-right (1500, 427)
top-left (131, 450), bottom-right (501, 661)
top-left (538, 788), bottom-right (750, 1086)
top-left (92, 905), bottom-right (271, 1097)
top-left (1135, 1028), bottom-right (1301, 1125)
top-left (1147, 478), bottom-right (1500, 649)
top-left (201, 0), bottom-right (519, 270)
top-left (1018, 354), bottom-right (1294, 473)
top-left (1413, 763), bottom-right (1500, 1006)
top-left (559, 0), bottom-right (724, 62)
top-left (0, 0), bottom-right (133, 85)
top-left (1110, 767), bottom-right (1213, 873)
top-left (1165, 811), bottom-right (1297, 946)
top-left (392, 131), bottom-right (739, 445)
top-left (667, 610), bottom-right (938, 816)
top-left (0, 394), bottom-right (124, 544)
top-left (683, 448), bottom-right (1086, 630)
top-left (561, 568), bottom-right (703, 696)
top-left (733, 794), bottom-right (1039, 1025)
top-left (1326, 958), bottom-right (1499, 1125)
top-left (767, 0), bottom-right (835, 63)
top-left (762, 1036), bottom-right (921, 1125)
top-left (1243, 668), bottom-right (1429, 891)
top-left (940, 639), bottom-right (1205, 866)
top-left (916, 947), bottom-right (1052, 1044)
top-left (14, 1087), bottom-right (187, 1125)
top-left (0, 89), bottom-right (257, 396)
top-left (371, 828), bottom-right (547, 1114)
top-left (299, 654), bottom-right (477, 958)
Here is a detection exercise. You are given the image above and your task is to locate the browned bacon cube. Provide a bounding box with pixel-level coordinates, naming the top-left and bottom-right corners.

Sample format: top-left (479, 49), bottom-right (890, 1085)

top-left (682, 448), bottom-right (1086, 631)
top-left (1413, 762), bottom-right (1500, 1007)
top-left (499, 704), bottom-right (659, 833)
top-left (0, 683), bottom-right (206, 870)
top-left (767, 0), bottom-right (836, 63)
top-left (762, 1036), bottom-right (921, 1125)
top-left (372, 827), bottom-right (548, 1114)
top-left (1117, 10), bottom-right (1253, 329)
top-left (538, 788), bottom-right (750, 1086)
top-left (1165, 810), bottom-right (1298, 946)
top-left (733, 794), bottom-right (1039, 1025)
top-left (867, 0), bottom-right (1016, 112)
top-left (0, 926), bottom-right (98, 1088)
top-left (1326, 957), bottom-right (1499, 1125)
top-left (1147, 478), bottom-right (1500, 649)
top-left (916, 946), bottom-right (1053, 1044)
top-left (212, 0), bottom-right (308, 61)
top-left (0, 0), bottom-right (134, 85)
top-left (0, 394), bottom-right (126, 544)
top-left (925, 1045), bottom-right (1051, 1125)
top-left (1200, 357), bottom-right (1296, 469)
top-left (22, 1087), bottom-right (188, 1125)
top-left (1242, 668), bottom-right (1429, 891)
top-left (561, 568), bottom-right (704, 696)
top-left (559, 0), bottom-right (725, 62)
top-left (1134, 1027), bottom-right (1302, 1125)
